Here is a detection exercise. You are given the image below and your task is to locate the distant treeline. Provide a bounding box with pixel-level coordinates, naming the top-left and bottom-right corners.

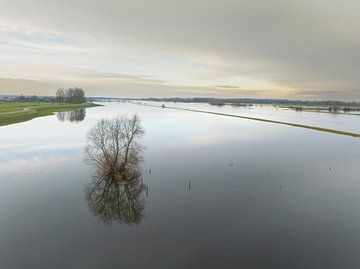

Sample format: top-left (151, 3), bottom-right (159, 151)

top-left (135, 97), bottom-right (360, 107)
top-left (56, 88), bottom-right (86, 104)
top-left (0, 94), bottom-right (53, 102)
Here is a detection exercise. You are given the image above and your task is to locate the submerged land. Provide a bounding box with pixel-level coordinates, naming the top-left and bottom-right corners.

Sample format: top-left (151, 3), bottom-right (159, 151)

top-left (0, 102), bottom-right (100, 126)
top-left (137, 102), bottom-right (360, 138)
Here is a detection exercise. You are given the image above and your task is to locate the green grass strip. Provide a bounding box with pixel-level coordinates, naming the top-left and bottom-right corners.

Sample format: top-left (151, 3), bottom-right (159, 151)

top-left (0, 102), bottom-right (102, 127)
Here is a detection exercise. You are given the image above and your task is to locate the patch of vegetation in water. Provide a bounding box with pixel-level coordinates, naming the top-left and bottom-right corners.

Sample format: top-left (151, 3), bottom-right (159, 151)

top-left (209, 102), bottom-right (226, 106)
top-left (282, 105), bottom-right (360, 115)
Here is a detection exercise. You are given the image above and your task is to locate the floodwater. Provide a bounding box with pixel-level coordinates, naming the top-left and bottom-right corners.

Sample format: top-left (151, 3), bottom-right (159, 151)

top-left (144, 101), bottom-right (360, 134)
top-left (1, 102), bottom-right (360, 269)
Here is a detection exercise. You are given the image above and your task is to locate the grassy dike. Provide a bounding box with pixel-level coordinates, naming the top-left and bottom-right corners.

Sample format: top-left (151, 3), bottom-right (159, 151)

top-left (0, 102), bottom-right (102, 127)
top-left (141, 103), bottom-right (360, 138)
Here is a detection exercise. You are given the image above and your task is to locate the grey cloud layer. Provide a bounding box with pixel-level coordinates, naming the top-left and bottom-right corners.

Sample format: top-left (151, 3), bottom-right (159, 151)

top-left (1, 0), bottom-right (359, 100)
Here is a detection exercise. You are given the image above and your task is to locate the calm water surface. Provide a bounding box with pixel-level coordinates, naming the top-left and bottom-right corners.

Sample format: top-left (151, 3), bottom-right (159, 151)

top-left (146, 101), bottom-right (360, 133)
top-left (1, 102), bottom-right (360, 269)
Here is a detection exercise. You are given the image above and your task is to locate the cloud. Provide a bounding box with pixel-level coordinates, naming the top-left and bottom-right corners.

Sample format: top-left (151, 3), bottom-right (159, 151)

top-left (0, 0), bottom-right (359, 100)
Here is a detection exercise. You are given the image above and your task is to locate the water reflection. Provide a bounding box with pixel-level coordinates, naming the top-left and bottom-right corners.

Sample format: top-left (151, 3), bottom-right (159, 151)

top-left (84, 115), bottom-right (147, 225)
top-left (57, 109), bottom-right (86, 123)
top-left (85, 174), bottom-right (146, 225)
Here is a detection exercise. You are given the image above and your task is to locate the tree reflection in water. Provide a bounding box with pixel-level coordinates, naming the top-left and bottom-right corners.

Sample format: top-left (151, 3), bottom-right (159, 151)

top-left (84, 115), bottom-right (147, 225)
top-left (57, 109), bottom-right (86, 123)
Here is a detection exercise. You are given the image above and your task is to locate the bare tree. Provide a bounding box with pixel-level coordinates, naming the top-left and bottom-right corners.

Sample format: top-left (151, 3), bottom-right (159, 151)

top-left (66, 88), bottom-right (74, 103)
top-left (85, 115), bottom-right (144, 181)
top-left (84, 115), bottom-right (146, 225)
top-left (73, 87), bottom-right (85, 103)
top-left (55, 87), bottom-right (86, 104)
top-left (55, 88), bottom-right (65, 104)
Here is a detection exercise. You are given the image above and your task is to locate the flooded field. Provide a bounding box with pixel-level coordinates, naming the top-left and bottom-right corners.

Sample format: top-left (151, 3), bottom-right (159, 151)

top-left (145, 101), bottom-right (360, 134)
top-left (1, 102), bottom-right (360, 269)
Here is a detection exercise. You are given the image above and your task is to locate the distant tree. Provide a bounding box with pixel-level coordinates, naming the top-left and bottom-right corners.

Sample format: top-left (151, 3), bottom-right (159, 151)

top-left (30, 95), bottom-right (38, 102)
top-left (73, 87), bottom-right (86, 104)
top-left (16, 94), bottom-right (26, 102)
top-left (66, 88), bottom-right (74, 103)
top-left (56, 88), bottom-right (65, 104)
top-left (55, 87), bottom-right (86, 104)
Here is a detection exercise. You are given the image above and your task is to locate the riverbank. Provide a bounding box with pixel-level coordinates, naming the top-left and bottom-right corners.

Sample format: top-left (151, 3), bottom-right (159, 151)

top-left (0, 102), bottom-right (102, 126)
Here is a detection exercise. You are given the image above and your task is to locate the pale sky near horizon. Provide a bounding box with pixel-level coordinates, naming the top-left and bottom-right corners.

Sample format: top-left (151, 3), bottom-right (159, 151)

top-left (0, 0), bottom-right (359, 100)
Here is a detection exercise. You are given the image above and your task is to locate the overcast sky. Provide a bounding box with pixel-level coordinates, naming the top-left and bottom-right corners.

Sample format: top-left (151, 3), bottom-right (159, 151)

top-left (0, 0), bottom-right (359, 100)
